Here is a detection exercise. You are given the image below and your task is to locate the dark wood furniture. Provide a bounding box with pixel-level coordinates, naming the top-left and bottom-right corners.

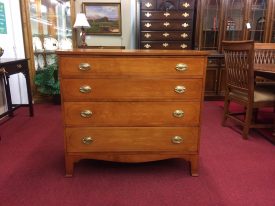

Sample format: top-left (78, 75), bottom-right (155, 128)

top-left (222, 40), bottom-right (275, 139)
top-left (57, 49), bottom-right (208, 177)
top-left (0, 58), bottom-right (34, 118)
top-left (196, 0), bottom-right (275, 100)
top-left (137, 0), bottom-right (196, 50)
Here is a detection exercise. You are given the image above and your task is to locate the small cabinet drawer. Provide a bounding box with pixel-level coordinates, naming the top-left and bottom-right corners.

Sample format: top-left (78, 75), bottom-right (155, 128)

top-left (141, 20), bottom-right (193, 31)
top-left (141, 41), bottom-right (191, 50)
top-left (61, 78), bottom-right (203, 101)
top-left (66, 127), bottom-right (199, 153)
top-left (59, 56), bottom-right (205, 77)
top-left (141, 31), bottom-right (191, 41)
top-left (63, 101), bottom-right (201, 127)
top-left (0, 60), bottom-right (27, 74)
top-left (141, 11), bottom-right (194, 20)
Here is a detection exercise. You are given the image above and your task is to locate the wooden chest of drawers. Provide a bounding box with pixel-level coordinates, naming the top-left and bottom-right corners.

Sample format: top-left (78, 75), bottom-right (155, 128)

top-left (137, 0), bottom-right (195, 50)
top-left (57, 49), bottom-right (208, 177)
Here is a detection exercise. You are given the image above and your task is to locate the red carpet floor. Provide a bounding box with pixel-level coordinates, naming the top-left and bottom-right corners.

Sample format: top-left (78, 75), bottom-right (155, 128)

top-left (0, 102), bottom-right (275, 206)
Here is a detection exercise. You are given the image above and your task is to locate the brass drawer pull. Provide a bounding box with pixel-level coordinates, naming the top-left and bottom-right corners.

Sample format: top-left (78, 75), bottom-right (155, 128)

top-left (80, 85), bottom-right (92, 93)
top-left (173, 110), bottom-right (184, 118)
top-left (0, 67), bottom-right (7, 74)
top-left (80, 110), bottom-right (92, 118)
top-left (79, 63), bottom-right (91, 71)
top-left (17, 64), bottom-right (22, 69)
top-left (176, 63), bottom-right (188, 71)
top-left (145, 12), bottom-right (152, 17)
top-left (175, 85), bottom-right (186, 94)
top-left (82, 136), bottom-right (93, 145)
top-left (172, 136), bottom-right (183, 144)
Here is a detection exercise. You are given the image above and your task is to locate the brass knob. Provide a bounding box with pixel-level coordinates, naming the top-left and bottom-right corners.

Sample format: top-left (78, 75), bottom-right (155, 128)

top-left (80, 110), bottom-right (92, 118)
top-left (17, 64), bottom-right (22, 68)
top-left (172, 136), bottom-right (183, 144)
top-left (82, 136), bottom-right (93, 145)
top-left (174, 86), bottom-right (186, 94)
top-left (175, 63), bottom-right (188, 72)
top-left (173, 110), bottom-right (184, 118)
top-left (0, 67), bottom-right (7, 74)
top-left (80, 85), bottom-right (92, 93)
top-left (79, 63), bottom-right (91, 71)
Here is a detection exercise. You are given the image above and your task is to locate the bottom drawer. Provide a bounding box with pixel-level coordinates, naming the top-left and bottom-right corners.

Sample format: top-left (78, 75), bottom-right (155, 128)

top-left (66, 127), bottom-right (199, 153)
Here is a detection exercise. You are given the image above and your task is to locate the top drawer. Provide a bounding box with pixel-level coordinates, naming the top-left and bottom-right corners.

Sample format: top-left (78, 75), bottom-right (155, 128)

top-left (59, 56), bottom-right (205, 78)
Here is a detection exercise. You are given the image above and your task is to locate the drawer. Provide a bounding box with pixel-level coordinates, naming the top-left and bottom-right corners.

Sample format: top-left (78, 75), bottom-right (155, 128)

top-left (63, 102), bottom-right (201, 126)
top-left (0, 60), bottom-right (28, 75)
top-left (66, 127), bottom-right (199, 153)
top-left (141, 31), bottom-right (191, 41)
top-left (61, 79), bottom-right (203, 101)
top-left (156, 0), bottom-right (179, 10)
top-left (141, 20), bottom-right (193, 31)
top-left (140, 41), bottom-right (192, 50)
top-left (141, 11), bottom-right (194, 20)
top-left (59, 57), bottom-right (205, 77)
top-left (141, 0), bottom-right (157, 10)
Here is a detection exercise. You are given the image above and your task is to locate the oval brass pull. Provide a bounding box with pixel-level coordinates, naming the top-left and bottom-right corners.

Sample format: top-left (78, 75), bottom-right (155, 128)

top-left (173, 110), bottom-right (184, 118)
top-left (80, 110), bottom-right (92, 118)
top-left (79, 63), bottom-right (91, 71)
top-left (175, 86), bottom-right (186, 94)
top-left (80, 85), bottom-right (92, 93)
top-left (175, 63), bottom-right (188, 72)
top-left (82, 136), bottom-right (93, 145)
top-left (172, 136), bottom-right (183, 144)
top-left (17, 64), bottom-right (22, 69)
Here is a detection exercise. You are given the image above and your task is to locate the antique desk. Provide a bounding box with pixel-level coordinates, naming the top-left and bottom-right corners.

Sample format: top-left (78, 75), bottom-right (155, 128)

top-left (57, 49), bottom-right (208, 177)
top-left (0, 58), bottom-right (33, 118)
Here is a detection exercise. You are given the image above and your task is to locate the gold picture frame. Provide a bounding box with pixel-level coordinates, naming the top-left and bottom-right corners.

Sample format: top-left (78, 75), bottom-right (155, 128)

top-left (82, 3), bottom-right (122, 35)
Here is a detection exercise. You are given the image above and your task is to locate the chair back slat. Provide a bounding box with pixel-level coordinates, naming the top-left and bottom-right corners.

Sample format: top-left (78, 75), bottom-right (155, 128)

top-left (222, 41), bottom-right (255, 97)
top-left (254, 43), bottom-right (275, 64)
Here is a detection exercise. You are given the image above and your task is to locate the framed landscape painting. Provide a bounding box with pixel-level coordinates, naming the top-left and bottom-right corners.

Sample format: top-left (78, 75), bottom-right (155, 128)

top-left (82, 3), bottom-right (121, 35)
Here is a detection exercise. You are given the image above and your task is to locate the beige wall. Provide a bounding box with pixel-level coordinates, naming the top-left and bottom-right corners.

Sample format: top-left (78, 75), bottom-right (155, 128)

top-left (74, 0), bottom-right (136, 49)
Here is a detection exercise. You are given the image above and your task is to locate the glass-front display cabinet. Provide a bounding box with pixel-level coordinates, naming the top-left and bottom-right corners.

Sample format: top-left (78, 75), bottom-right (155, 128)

top-left (223, 0), bottom-right (246, 41)
top-left (30, 0), bottom-right (72, 70)
top-left (199, 0), bottom-right (222, 50)
top-left (20, 0), bottom-right (75, 101)
top-left (248, 0), bottom-right (267, 42)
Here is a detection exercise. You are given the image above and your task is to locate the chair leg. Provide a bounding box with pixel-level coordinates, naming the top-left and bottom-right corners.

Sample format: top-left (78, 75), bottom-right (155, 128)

top-left (222, 98), bottom-right (230, 126)
top-left (242, 106), bottom-right (253, 139)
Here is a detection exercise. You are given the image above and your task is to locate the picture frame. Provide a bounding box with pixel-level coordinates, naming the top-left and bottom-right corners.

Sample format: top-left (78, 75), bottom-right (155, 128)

top-left (82, 3), bottom-right (121, 35)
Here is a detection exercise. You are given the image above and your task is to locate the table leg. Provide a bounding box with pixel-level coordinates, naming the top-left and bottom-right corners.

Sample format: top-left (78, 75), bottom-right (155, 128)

top-left (23, 70), bottom-right (34, 116)
top-left (4, 76), bottom-right (14, 117)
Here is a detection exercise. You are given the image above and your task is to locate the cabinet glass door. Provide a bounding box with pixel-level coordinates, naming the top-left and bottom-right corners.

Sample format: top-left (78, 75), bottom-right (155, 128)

top-left (224, 0), bottom-right (245, 40)
top-left (201, 0), bottom-right (221, 50)
top-left (29, 0), bottom-right (72, 71)
top-left (248, 0), bottom-right (267, 42)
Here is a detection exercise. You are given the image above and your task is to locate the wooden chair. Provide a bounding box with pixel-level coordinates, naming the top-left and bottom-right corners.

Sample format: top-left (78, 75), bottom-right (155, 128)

top-left (254, 43), bottom-right (275, 85)
top-left (222, 40), bottom-right (275, 139)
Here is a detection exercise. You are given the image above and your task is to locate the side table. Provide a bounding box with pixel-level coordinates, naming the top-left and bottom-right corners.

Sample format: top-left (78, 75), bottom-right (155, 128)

top-left (0, 58), bottom-right (34, 118)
